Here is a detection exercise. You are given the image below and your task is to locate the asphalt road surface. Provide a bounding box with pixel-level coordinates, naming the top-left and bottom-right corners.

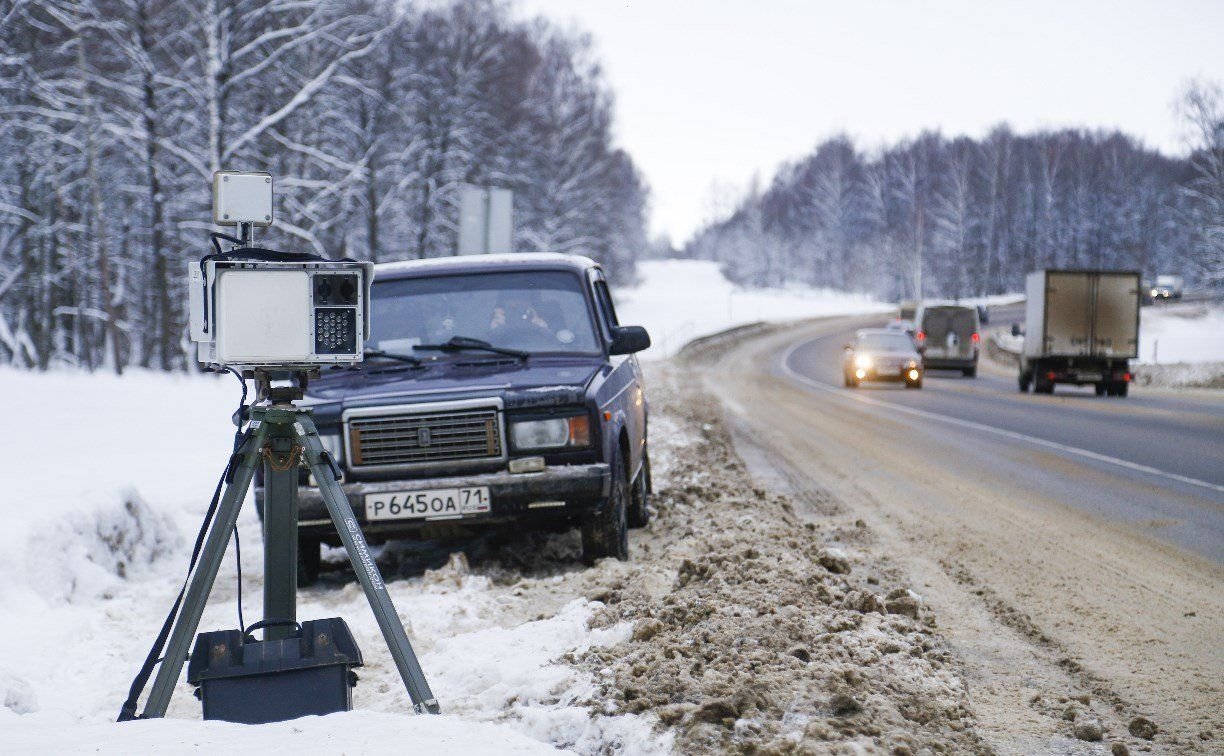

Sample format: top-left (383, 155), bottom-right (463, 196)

top-left (785, 305), bottom-right (1224, 562)
top-left (690, 312), bottom-right (1223, 752)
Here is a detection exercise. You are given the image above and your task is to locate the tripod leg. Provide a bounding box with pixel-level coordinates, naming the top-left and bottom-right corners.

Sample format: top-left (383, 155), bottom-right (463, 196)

top-left (262, 430), bottom-right (300, 639)
top-left (141, 425), bottom-right (267, 718)
top-left (295, 413), bottom-right (440, 714)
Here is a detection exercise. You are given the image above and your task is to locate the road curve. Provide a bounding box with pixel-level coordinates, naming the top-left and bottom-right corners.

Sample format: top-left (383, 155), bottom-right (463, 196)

top-left (782, 314), bottom-right (1224, 561)
top-left (689, 315), bottom-right (1223, 753)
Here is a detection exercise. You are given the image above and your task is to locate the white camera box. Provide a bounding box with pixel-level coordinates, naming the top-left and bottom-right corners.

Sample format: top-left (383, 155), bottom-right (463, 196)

top-left (189, 260), bottom-right (374, 370)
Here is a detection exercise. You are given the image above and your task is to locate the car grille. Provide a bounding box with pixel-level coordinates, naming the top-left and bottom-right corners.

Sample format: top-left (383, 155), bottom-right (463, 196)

top-left (347, 407), bottom-right (502, 468)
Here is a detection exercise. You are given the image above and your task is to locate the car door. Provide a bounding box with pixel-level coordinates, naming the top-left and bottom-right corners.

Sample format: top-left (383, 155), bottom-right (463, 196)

top-left (588, 269), bottom-right (646, 480)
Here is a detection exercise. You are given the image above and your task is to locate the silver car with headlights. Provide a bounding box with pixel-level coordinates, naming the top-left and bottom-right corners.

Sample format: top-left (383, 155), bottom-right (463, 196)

top-left (843, 329), bottom-right (924, 389)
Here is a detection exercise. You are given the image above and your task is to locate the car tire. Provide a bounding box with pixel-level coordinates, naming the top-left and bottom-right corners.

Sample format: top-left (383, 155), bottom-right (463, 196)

top-left (627, 449), bottom-right (651, 528)
top-left (963, 366), bottom-right (977, 378)
top-left (298, 536), bottom-right (321, 587)
top-left (1018, 372), bottom-right (1031, 392)
top-left (844, 374), bottom-right (859, 388)
top-left (905, 379), bottom-right (922, 389)
top-left (582, 450), bottom-right (629, 563)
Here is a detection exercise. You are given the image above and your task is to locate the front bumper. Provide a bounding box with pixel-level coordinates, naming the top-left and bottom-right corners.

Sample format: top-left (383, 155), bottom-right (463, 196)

top-left (290, 463), bottom-right (611, 542)
top-left (850, 364), bottom-right (922, 382)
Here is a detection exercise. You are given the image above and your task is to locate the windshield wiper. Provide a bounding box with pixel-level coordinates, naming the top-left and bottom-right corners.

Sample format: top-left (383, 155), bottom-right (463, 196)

top-left (362, 347), bottom-right (422, 366)
top-left (414, 335), bottom-right (528, 360)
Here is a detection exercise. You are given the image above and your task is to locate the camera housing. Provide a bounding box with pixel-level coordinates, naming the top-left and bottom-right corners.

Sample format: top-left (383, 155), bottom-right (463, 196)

top-left (189, 258), bottom-right (374, 371)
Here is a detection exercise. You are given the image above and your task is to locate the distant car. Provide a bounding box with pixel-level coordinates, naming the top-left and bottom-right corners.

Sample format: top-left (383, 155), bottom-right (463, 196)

top-left (915, 303), bottom-right (980, 377)
top-left (1150, 274), bottom-right (1183, 301)
top-left (886, 318), bottom-right (917, 337)
top-left (843, 328), bottom-right (923, 389)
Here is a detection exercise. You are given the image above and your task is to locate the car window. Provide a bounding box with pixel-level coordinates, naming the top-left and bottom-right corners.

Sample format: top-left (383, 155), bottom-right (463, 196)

top-left (368, 271), bottom-right (600, 355)
top-left (857, 333), bottom-right (916, 351)
top-left (922, 307), bottom-right (976, 338)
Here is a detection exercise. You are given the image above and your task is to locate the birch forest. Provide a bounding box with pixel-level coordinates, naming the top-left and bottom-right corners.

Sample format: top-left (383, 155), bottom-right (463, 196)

top-left (687, 82), bottom-right (1224, 301)
top-left (0, 0), bottom-right (649, 372)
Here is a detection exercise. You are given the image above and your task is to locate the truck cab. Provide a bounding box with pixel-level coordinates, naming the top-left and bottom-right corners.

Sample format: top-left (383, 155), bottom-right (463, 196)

top-left (258, 253), bottom-right (652, 582)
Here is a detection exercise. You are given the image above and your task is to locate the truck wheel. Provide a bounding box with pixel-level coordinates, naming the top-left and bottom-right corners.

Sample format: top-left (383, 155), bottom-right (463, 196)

top-left (1116, 382), bottom-right (1129, 398)
top-left (844, 373), bottom-right (858, 388)
top-left (1035, 376), bottom-right (1054, 394)
top-left (582, 451), bottom-right (629, 563)
top-left (963, 365), bottom-right (977, 378)
top-left (298, 536), bottom-right (321, 587)
top-left (1018, 372), bottom-right (1031, 392)
top-left (1095, 383), bottom-right (1107, 396)
top-left (628, 450), bottom-right (651, 528)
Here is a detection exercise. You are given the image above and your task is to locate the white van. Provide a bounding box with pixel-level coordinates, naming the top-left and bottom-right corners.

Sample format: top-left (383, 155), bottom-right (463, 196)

top-left (915, 303), bottom-right (980, 377)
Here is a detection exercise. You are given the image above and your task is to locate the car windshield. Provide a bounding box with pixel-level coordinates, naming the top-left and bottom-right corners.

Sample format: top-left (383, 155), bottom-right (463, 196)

top-left (368, 270), bottom-right (600, 356)
top-left (857, 333), bottom-right (916, 351)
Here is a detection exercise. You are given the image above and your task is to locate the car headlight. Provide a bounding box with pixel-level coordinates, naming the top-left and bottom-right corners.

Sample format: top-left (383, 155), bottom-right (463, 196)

top-left (907, 360), bottom-right (918, 369)
top-left (510, 415), bottom-right (591, 450)
top-left (854, 355), bottom-right (873, 369)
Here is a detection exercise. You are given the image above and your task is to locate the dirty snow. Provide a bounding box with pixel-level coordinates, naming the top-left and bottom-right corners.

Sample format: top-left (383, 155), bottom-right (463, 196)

top-left (615, 259), bottom-right (892, 359)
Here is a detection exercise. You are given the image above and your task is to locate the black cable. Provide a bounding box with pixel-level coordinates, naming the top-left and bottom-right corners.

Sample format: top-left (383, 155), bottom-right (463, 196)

top-left (224, 367), bottom-right (249, 636)
top-left (234, 525), bottom-right (245, 634)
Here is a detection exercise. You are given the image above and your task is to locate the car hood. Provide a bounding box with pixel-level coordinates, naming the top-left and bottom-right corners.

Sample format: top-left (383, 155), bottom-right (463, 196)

top-left (854, 350), bottom-right (920, 363)
top-left (303, 356), bottom-right (602, 416)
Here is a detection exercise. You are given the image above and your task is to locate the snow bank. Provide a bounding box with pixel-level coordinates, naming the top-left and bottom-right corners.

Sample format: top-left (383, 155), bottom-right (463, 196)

top-left (1138, 304), bottom-right (1224, 365)
top-left (0, 367), bottom-right (666, 754)
top-left (615, 259), bottom-right (892, 359)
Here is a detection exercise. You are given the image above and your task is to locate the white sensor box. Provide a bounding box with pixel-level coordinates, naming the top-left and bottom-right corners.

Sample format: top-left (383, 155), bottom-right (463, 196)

top-left (189, 259), bottom-right (374, 370)
top-left (213, 171), bottom-right (274, 227)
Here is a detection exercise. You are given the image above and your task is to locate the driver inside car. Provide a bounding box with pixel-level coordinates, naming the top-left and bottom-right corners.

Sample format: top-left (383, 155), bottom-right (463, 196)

top-left (490, 292), bottom-right (551, 335)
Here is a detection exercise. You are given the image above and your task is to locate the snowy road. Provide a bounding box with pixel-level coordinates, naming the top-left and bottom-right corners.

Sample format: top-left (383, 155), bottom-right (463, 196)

top-left (689, 315), bottom-right (1224, 753)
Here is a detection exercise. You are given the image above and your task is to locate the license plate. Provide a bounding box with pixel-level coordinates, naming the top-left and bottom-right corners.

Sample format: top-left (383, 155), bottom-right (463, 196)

top-left (365, 487), bottom-right (491, 521)
top-left (1078, 373), bottom-right (1102, 381)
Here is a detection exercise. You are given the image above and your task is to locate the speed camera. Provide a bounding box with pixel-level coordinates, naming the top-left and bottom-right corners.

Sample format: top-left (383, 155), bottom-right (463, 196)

top-left (189, 171), bottom-right (374, 371)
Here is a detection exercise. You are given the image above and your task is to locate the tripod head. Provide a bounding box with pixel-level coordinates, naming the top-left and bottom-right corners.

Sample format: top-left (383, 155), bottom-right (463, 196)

top-left (249, 369), bottom-right (317, 405)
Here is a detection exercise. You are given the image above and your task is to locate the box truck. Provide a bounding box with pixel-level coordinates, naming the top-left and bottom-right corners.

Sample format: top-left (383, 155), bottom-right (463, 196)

top-left (1019, 270), bottom-right (1140, 397)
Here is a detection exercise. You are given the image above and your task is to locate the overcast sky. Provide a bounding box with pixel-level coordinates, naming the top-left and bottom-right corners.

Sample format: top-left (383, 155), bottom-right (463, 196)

top-left (515, 0), bottom-right (1224, 243)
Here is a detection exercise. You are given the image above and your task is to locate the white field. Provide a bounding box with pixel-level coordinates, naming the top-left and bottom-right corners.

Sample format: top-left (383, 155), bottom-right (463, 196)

top-left (615, 259), bottom-right (892, 358)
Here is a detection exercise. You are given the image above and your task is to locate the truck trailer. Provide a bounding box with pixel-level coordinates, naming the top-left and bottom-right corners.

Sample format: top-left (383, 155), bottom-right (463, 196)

top-left (1019, 269), bottom-right (1140, 397)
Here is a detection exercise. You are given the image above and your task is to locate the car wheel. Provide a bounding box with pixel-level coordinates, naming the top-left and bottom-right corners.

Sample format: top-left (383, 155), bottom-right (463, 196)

top-left (627, 449), bottom-right (651, 528)
top-left (298, 536), bottom-right (321, 587)
top-left (844, 374), bottom-right (859, 388)
top-left (582, 449), bottom-right (629, 563)
top-left (905, 379), bottom-right (922, 389)
top-left (963, 366), bottom-right (977, 378)
top-left (1018, 372), bottom-right (1031, 392)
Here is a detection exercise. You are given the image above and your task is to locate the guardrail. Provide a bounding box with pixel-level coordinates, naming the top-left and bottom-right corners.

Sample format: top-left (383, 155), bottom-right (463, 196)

top-left (675, 321), bottom-right (771, 360)
top-left (985, 331), bottom-right (1021, 367)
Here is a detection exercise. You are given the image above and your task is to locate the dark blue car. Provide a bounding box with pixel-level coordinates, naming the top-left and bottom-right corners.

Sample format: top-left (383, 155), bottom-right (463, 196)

top-left (261, 253), bottom-right (652, 582)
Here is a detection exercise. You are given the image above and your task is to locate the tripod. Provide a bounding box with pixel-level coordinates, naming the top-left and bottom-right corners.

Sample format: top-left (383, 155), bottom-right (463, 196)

top-left (123, 373), bottom-right (439, 719)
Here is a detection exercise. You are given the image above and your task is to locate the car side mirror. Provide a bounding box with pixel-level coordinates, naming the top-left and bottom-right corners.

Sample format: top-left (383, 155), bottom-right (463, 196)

top-left (1010, 323), bottom-right (1022, 337)
top-left (610, 325), bottom-right (651, 355)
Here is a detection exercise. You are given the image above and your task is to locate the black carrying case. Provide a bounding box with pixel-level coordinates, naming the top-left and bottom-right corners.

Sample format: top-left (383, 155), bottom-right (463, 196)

top-left (186, 617), bottom-right (363, 724)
